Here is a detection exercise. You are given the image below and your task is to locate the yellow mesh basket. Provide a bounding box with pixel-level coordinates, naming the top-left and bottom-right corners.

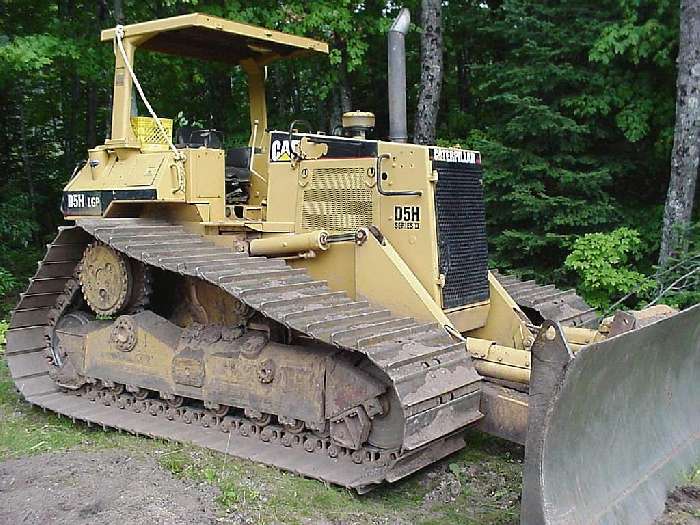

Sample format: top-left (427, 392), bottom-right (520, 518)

top-left (130, 116), bottom-right (173, 150)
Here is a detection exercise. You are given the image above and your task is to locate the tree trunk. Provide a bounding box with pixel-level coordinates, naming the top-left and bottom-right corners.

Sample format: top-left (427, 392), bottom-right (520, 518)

top-left (330, 41), bottom-right (353, 134)
top-left (458, 44), bottom-right (469, 113)
top-left (88, 0), bottom-right (109, 148)
top-left (87, 85), bottom-right (98, 148)
top-left (65, 71), bottom-right (80, 172)
top-left (659, 0), bottom-right (700, 266)
top-left (338, 58), bottom-right (353, 115)
top-left (113, 0), bottom-right (124, 24)
top-left (329, 90), bottom-right (343, 135)
top-left (18, 100), bottom-right (36, 217)
top-left (414, 0), bottom-right (443, 145)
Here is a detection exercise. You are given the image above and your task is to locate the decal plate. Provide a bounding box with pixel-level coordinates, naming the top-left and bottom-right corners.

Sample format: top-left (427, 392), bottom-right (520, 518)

top-left (61, 189), bottom-right (157, 217)
top-left (269, 131), bottom-right (377, 162)
top-left (62, 191), bottom-right (102, 216)
top-left (430, 147), bottom-right (480, 165)
top-left (394, 205), bottom-right (421, 230)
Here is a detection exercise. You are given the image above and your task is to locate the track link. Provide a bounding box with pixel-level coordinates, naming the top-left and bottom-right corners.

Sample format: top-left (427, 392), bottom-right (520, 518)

top-left (6, 219), bottom-right (482, 490)
top-left (492, 270), bottom-right (597, 327)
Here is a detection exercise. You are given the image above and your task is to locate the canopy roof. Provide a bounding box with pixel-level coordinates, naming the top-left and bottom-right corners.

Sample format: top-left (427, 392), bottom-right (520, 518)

top-left (101, 13), bottom-right (328, 65)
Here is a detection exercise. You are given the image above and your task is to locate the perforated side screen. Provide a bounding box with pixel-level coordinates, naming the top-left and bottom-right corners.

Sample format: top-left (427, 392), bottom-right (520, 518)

top-left (433, 161), bottom-right (490, 309)
top-left (301, 167), bottom-right (373, 232)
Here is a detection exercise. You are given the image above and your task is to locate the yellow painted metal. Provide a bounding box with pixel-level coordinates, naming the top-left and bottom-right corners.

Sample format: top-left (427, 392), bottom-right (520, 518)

top-left (342, 112), bottom-right (376, 139)
top-left (83, 311), bottom-right (329, 426)
top-left (297, 137), bottom-right (330, 161)
top-left (355, 228), bottom-right (453, 327)
top-left (446, 301), bottom-right (490, 332)
top-left (467, 337), bottom-right (531, 368)
top-left (477, 383), bottom-right (529, 445)
top-left (100, 13), bottom-right (329, 60)
top-left (290, 157), bottom-right (376, 234)
top-left (342, 111), bottom-right (376, 128)
top-left (65, 146), bottom-right (226, 222)
top-left (242, 60), bottom-right (268, 147)
top-left (474, 361), bottom-right (530, 385)
top-left (67, 148), bottom-right (174, 194)
top-left (467, 337), bottom-right (531, 384)
top-left (249, 231), bottom-right (329, 256)
top-left (100, 12), bottom-right (326, 164)
top-left (467, 272), bottom-right (531, 350)
top-left (561, 326), bottom-right (602, 347)
top-left (106, 35), bottom-right (138, 147)
top-left (288, 242), bottom-right (357, 300)
top-left (183, 148), bottom-right (226, 222)
top-left (376, 142), bottom-right (443, 308)
top-left (84, 313), bottom-right (179, 391)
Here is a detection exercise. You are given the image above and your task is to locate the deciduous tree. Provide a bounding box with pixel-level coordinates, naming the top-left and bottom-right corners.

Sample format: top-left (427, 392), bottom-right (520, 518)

top-left (659, 0), bottom-right (700, 266)
top-left (414, 0), bottom-right (443, 145)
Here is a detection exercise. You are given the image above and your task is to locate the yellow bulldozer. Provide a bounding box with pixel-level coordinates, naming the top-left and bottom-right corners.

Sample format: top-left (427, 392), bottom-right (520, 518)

top-left (5, 11), bottom-right (699, 524)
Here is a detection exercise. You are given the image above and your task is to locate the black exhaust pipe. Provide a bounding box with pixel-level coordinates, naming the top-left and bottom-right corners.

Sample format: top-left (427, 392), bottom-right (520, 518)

top-left (388, 8), bottom-right (410, 143)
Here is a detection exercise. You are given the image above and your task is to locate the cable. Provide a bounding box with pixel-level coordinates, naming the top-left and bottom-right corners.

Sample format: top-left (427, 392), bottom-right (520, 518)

top-left (114, 25), bottom-right (185, 192)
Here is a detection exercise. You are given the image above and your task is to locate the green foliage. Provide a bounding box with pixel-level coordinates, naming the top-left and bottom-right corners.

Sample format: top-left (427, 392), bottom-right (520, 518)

top-left (653, 223), bottom-right (700, 309)
top-left (438, 0), bottom-right (680, 292)
top-left (0, 193), bottom-right (39, 245)
top-left (0, 320), bottom-right (8, 346)
top-left (0, 0), bottom-right (693, 311)
top-left (565, 228), bottom-right (655, 309)
top-left (0, 268), bottom-right (17, 298)
top-left (0, 192), bottom-right (42, 314)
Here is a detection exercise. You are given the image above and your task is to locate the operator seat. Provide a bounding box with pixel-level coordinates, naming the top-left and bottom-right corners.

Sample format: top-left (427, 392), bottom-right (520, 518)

top-left (225, 147), bottom-right (253, 204)
top-left (175, 127), bottom-right (223, 149)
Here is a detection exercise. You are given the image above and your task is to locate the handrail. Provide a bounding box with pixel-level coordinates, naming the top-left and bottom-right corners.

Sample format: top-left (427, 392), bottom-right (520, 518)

top-left (376, 153), bottom-right (422, 196)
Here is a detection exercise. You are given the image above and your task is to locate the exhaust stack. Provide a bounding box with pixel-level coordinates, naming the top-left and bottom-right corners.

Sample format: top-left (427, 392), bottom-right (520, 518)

top-left (388, 8), bottom-right (410, 143)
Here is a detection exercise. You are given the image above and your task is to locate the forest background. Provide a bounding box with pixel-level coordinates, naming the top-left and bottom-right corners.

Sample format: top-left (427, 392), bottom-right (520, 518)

top-left (0, 0), bottom-right (698, 318)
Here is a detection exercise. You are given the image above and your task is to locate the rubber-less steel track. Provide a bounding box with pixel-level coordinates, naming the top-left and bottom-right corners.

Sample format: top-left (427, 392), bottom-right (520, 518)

top-left (6, 218), bottom-right (483, 491)
top-left (492, 270), bottom-right (597, 327)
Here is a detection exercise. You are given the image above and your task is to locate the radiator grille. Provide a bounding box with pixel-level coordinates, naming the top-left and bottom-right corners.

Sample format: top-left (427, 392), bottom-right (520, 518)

top-left (434, 161), bottom-right (489, 308)
top-left (302, 167), bottom-right (373, 232)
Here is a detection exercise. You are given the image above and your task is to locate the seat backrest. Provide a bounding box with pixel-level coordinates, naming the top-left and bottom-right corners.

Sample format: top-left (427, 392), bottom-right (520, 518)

top-left (226, 147), bottom-right (251, 168)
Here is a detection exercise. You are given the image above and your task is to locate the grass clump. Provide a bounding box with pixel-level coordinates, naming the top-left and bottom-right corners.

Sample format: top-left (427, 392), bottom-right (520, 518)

top-left (0, 345), bottom-right (141, 459)
top-left (152, 430), bottom-right (523, 525)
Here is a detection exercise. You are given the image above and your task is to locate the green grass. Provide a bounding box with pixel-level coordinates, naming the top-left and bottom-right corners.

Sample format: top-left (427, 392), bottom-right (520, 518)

top-left (149, 429), bottom-right (523, 524)
top-left (0, 337), bottom-right (523, 524)
top-left (0, 320), bottom-right (8, 346)
top-left (152, 433), bottom-right (522, 525)
top-left (0, 349), bottom-right (142, 458)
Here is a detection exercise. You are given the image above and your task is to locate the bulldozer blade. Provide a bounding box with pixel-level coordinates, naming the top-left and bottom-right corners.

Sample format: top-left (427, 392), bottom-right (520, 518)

top-left (522, 304), bottom-right (700, 525)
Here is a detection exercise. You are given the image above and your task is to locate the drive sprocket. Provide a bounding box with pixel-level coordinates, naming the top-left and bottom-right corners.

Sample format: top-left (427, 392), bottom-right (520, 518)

top-left (78, 243), bottom-right (133, 316)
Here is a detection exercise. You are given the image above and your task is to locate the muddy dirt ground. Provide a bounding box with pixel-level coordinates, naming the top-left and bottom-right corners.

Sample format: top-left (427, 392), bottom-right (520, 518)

top-left (0, 447), bottom-right (698, 525)
top-left (656, 486), bottom-right (700, 525)
top-left (0, 450), bottom-right (221, 525)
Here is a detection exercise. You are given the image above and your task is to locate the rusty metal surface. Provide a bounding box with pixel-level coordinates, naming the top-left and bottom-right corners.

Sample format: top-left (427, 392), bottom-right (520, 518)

top-left (476, 383), bottom-right (528, 446)
top-left (492, 270), bottom-right (597, 327)
top-left (522, 305), bottom-right (700, 525)
top-left (5, 218), bottom-right (484, 490)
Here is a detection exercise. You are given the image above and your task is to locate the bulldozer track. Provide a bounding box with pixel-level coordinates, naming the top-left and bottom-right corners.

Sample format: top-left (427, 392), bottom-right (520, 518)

top-left (492, 270), bottom-right (597, 327)
top-left (5, 218), bottom-right (482, 491)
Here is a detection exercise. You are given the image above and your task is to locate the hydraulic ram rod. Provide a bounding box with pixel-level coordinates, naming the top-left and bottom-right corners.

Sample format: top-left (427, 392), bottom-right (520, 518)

top-left (249, 231), bottom-right (329, 257)
top-left (466, 323), bottom-right (603, 385)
